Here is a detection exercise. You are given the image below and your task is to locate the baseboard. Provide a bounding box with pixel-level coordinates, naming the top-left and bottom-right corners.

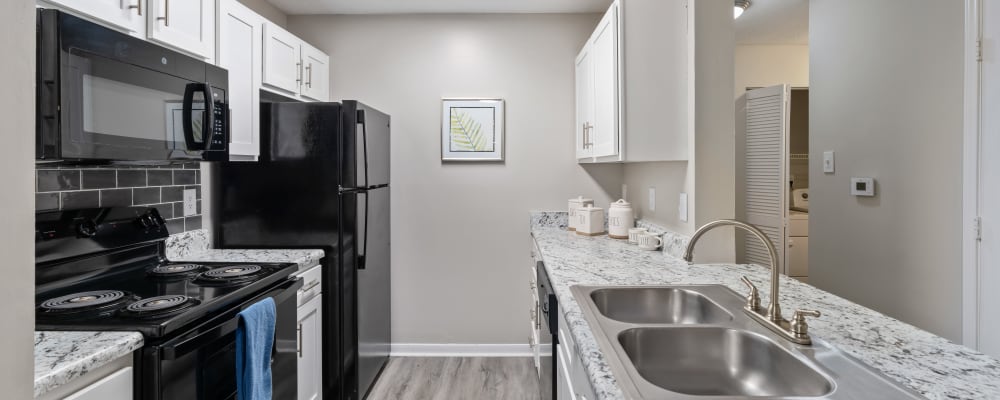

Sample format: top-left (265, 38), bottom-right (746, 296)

top-left (390, 343), bottom-right (534, 357)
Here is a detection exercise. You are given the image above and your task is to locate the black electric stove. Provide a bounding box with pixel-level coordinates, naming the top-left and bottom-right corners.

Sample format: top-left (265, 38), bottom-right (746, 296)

top-left (35, 207), bottom-right (301, 399)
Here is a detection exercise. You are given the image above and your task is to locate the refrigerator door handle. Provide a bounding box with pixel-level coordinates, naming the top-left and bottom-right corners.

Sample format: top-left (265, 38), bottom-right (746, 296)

top-left (358, 189), bottom-right (369, 270)
top-left (358, 109), bottom-right (369, 188)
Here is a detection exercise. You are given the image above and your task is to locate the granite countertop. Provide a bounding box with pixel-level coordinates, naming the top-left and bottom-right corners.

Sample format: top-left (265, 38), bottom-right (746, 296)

top-left (165, 229), bottom-right (325, 271)
top-left (34, 229), bottom-right (325, 397)
top-left (34, 331), bottom-right (143, 397)
top-left (529, 212), bottom-right (1000, 400)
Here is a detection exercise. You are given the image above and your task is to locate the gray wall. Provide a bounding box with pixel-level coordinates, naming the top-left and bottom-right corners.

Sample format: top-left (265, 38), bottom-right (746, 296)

top-left (809, 0), bottom-right (964, 340)
top-left (621, 0), bottom-right (735, 263)
top-left (1, 0), bottom-right (37, 397)
top-left (288, 13), bottom-right (622, 345)
top-left (237, 0), bottom-right (288, 27)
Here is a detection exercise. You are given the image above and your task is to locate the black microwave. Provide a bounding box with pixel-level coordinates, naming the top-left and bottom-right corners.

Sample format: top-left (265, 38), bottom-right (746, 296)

top-left (36, 9), bottom-right (229, 163)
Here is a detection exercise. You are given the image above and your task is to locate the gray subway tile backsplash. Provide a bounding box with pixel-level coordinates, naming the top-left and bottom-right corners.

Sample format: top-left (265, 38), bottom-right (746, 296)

top-left (81, 169), bottom-right (116, 189)
top-left (147, 170), bottom-right (173, 186)
top-left (35, 163), bottom-right (204, 233)
top-left (37, 169), bottom-right (80, 192)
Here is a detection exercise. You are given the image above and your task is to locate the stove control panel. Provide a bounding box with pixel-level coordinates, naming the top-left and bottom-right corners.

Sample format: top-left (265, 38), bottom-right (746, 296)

top-left (35, 207), bottom-right (170, 265)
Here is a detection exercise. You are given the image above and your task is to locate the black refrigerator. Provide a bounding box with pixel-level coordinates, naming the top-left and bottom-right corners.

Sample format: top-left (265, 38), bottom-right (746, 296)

top-left (212, 100), bottom-right (390, 400)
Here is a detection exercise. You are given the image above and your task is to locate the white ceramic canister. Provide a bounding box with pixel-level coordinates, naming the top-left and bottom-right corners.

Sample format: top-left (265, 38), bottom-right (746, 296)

top-left (576, 205), bottom-right (605, 236)
top-left (567, 196), bottom-right (594, 231)
top-left (637, 232), bottom-right (664, 251)
top-left (628, 228), bottom-right (648, 245)
top-left (608, 199), bottom-right (635, 239)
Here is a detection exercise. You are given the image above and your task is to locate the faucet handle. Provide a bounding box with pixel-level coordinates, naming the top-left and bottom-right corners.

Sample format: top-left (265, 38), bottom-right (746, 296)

top-left (740, 276), bottom-right (762, 312)
top-left (791, 309), bottom-right (822, 336)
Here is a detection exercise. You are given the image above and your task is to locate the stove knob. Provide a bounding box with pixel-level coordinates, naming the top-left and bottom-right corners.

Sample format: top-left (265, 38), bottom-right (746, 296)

top-left (77, 220), bottom-right (98, 237)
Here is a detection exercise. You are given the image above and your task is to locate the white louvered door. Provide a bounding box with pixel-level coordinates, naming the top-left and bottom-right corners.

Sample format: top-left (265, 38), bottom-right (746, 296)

top-left (742, 85), bottom-right (790, 273)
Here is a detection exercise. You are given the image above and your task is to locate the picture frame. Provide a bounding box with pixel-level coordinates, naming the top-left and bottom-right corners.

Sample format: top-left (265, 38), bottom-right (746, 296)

top-left (441, 98), bottom-right (505, 162)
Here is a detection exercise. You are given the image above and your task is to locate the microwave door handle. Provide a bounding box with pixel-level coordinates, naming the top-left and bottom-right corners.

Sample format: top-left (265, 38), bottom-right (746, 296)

top-left (182, 83), bottom-right (211, 152)
top-left (159, 278), bottom-right (301, 360)
top-left (202, 81), bottom-right (214, 151)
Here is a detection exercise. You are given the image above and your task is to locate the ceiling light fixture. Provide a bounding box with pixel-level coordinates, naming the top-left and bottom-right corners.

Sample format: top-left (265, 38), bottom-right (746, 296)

top-left (734, 0), bottom-right (750, 19)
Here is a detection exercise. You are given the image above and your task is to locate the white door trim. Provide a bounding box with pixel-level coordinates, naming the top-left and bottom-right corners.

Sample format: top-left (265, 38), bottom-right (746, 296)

top-left (962, 0), bottom-right (982, 348)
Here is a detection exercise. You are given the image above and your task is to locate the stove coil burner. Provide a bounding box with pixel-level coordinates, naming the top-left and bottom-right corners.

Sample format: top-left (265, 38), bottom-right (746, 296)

top-left (149, 264), bottom-right (206, 279)
top-left (37, 290), bottom-right (135, 319)
top-left (195, 265), bottom-right (267, 286)
top-left (121, 295), bottom-right (200, 319)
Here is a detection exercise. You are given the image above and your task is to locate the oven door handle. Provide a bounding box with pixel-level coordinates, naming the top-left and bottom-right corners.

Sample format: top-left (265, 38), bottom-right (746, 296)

top-left (159, 278), bottom-right (302, 360)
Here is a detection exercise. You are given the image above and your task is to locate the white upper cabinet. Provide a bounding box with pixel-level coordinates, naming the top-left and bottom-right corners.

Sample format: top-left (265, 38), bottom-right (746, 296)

top-left (575, 47), bottom-right (594, 160)
top-left (263, 23), bottom-right (303, 95)
top-left (575, 0), bottom-right (690, 163)
top-left (218, 0), bottom-right (262, 161)
top-left (147, 0), bottom-right (215, 59)
top-left (263, 23), bottom-right (331, 102)
top-left (44, 0), bottom-right (145, 34)
top-left (301, 43), bottom-right (330, 102)
top-left (589, 3), bottom-right (620, 159)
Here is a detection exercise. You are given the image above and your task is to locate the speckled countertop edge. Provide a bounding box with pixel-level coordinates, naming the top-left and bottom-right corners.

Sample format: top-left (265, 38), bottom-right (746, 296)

top-left (529, 211), bottom-right (1000, 400)
top-left (34, 331), bottom-right (143, 397)
top-left (165, 228), bottom-right (325, 271)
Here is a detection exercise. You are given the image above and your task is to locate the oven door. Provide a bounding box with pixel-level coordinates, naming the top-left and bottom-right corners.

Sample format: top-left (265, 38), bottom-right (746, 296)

top-left (37, 10), bottom-right (228, 162)
top-left (141, 278), bottom-right (301, 400)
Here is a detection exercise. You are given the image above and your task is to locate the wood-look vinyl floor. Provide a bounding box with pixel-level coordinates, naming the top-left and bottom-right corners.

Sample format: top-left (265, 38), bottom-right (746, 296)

top-left (366, 357), bottom-right (541, 400)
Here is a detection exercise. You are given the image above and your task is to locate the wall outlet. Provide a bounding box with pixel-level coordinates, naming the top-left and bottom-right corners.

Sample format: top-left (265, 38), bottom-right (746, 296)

top-left (183, 189), bottom-right (197, 217)
top-left (823, 151), bottom-right (835, 173)
top-left (648, 187), bottom-right (656, 211)
top-left (679, 193), bottom-right (688, 222)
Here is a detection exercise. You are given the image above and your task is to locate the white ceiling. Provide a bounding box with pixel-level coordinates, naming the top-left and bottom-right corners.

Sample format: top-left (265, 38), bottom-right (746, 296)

top-left (266, 0), bottom-right (614, 15)
top-left (735, 0), bottom-right (809, 45)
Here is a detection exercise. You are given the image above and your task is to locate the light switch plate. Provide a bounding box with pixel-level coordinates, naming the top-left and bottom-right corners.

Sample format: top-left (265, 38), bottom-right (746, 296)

top-left (679, 193), bottom-right (688, 222)
top-left (183, 189), bottom-right (197, 216)
top-left (648, 187), bottom-right (656, 211)
top-left (823, 151), bottom-right (835, 173)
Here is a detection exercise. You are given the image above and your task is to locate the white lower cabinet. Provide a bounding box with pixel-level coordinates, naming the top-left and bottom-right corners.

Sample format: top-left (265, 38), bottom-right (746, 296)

top-left (63, 367), bottom-right (133, 400)
top-left (296, 265), bottom-right (323, 400)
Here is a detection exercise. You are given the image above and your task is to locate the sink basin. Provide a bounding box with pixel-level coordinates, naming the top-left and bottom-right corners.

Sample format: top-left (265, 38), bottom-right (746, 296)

top-left (571, 285), bottom-right (925, 399)
top-left (590, 287), bottom-right (732, 324)
top-left (618, 327), bottom-right (833, 397)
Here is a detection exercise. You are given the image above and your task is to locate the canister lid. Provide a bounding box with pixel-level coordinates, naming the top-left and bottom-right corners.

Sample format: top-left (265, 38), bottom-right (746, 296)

top-left (568, 195), bottom-right (594, 204)
top-left (610, 199), bottom-right (631, 208)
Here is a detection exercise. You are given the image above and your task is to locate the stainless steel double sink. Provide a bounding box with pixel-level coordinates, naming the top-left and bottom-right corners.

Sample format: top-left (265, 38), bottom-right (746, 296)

top-left (572, 285), bottom-right (925, 399)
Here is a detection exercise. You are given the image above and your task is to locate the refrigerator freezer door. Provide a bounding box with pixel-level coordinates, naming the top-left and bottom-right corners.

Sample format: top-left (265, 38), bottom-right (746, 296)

top-left (349, 101), bottom-right (391, 188)
top-left (356, 187), bottom-right (390, 397)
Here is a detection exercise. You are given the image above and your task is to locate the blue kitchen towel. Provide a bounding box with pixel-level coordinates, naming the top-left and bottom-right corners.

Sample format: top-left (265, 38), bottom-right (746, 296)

top-left (236, 297), bottom-right (276, 400)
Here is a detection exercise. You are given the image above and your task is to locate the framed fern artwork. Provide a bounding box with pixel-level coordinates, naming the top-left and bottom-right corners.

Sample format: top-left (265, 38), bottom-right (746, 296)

top-left (441, 98), bottom-right (505, 161)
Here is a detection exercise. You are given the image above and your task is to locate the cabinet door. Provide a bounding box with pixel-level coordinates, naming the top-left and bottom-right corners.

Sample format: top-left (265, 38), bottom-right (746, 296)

top-left (556, 344), bottom-right (577, 400)
top-left (590, 1), bottom-right (620, 159)
top-left (218, 0), bottom-right (262, 160)
top-left (64, 367), bottom-right (132, 400)
top-left (263, 23), bottom-right (303, 95)
top-left (48, 0), bottom-right (145, 34)
top-left (147, 0), bottom-right (214, 59)
top-left (301, 43), bottom-right (330, 102)
top-left (575, 47), bottom-right (594, 160)
top-left (298, 294), bottom-right (323, 400)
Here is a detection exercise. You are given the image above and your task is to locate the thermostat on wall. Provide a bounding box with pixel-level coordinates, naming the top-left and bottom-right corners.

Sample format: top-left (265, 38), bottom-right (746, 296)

top-left (851, 177), bottom-right (875, 197)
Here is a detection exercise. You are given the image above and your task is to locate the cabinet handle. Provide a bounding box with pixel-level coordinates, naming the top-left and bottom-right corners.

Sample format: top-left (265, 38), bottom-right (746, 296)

top-left (306, 64), bottom-right (313, 88)
top-left (125, 0), bottom-right (142, 16)
top-left (296, 323), bottom-right (303, 357)
top-left (296, 62), bottom-right (302, 84)
top-left (157, 0), bottom-right (170, 26)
